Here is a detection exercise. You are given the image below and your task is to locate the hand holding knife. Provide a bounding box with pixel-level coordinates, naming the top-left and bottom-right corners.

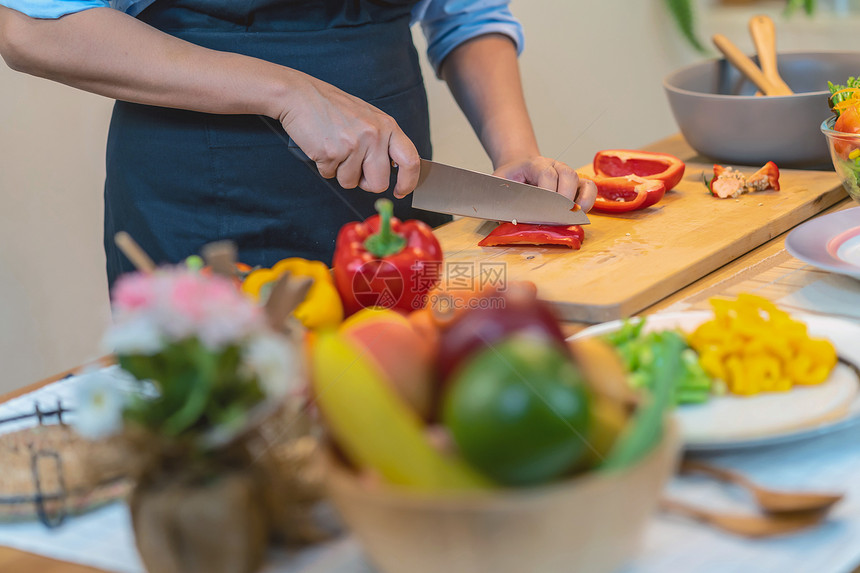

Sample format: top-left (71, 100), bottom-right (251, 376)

top-left (411, 159), bottom-right (590, 226)
top-left (289, 142), bottom-right (590, 226)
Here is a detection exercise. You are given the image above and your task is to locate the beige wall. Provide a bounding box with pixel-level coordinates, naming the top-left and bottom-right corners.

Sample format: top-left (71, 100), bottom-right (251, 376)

top-left (0, 69), bottom-right (113, 394)
top-left (0, 1), bottom-right (853, 394)
top-left (417, 0), bottom-right (696, 172)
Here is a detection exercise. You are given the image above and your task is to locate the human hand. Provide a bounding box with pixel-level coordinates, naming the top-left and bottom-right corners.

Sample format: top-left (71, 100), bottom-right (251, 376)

top-left (278, 73), bottom-right (419, 197)
top-left (493, 156), bottom-right (597, 212)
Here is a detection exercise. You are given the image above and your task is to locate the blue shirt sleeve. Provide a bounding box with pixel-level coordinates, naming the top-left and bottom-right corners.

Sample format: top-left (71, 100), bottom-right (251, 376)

top-left (412, 0), bottom-right (524, 78)
top-left (0, 0), bottom-right (110, 19)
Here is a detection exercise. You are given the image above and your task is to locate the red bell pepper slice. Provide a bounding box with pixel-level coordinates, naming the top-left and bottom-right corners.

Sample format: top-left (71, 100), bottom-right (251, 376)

top-left (584, 174), bottom-right (664, 213)
top-left (333, 199), bottom-right (442, 316)
top-left (748, 161), bottom-right (780, 191)
top-left (593, 149), bottom-right (686, 193)
top-left (706, 161), bottom-right (780, 198)
top-left (478, 223), bottom-right (584, 249)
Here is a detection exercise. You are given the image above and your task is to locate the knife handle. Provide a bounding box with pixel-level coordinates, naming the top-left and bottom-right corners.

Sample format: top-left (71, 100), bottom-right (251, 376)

top-left (287, 139), bottom-right (405, 187)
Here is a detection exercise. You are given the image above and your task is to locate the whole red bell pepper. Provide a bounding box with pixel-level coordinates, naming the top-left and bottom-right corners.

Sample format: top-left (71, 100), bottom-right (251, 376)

top-left (478, 223), bottom-right (585, 249)
top-left (333, 199), bottom-right (442, 316)
top-left (593, 149), bottom-right (686, 194)
top-left (582, 173), bottom-right (666, 213)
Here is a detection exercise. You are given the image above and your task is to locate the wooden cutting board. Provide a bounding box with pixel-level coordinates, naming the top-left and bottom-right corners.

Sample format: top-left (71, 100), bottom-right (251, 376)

top-left (432, 134), bottom-right (848, 323)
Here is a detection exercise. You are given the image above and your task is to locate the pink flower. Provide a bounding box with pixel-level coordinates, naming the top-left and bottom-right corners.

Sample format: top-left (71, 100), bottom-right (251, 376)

top-left (107, 267), bottom-right (264, 351)
top-left (112, 272), bottom-right (157, 313)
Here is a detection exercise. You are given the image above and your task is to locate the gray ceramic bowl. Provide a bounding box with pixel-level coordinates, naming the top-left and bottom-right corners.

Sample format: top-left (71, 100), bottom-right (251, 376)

top-left (664, 51), bottom-right (860, 168)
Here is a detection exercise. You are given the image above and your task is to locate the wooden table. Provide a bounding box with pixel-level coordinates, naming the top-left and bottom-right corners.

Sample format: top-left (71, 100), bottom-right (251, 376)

top-left (0, 199), bottom-right (856, 572)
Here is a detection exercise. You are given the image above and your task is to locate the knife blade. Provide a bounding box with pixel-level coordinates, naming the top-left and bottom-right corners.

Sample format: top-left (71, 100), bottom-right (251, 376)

top-left (411, 159), bottom-right (589, 226)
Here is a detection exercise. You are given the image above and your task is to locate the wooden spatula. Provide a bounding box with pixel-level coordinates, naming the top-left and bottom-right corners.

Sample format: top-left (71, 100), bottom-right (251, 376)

top-left (749, 14), bottom-right (794, 96)
top-left (712, 33), bottom-right (792, 97)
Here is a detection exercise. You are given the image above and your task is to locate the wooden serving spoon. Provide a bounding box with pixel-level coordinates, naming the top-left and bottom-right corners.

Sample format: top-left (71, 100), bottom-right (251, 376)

top-left (660, 497), bottom-right (828, 538)
top-left (114, 232), bottom-right (157, 273)
top-left (681, 460), bottom-right (843, 514)
top-left (712, 33), bottom-right (792, 97)
top-left (749, 14), bottom-right (794, 96)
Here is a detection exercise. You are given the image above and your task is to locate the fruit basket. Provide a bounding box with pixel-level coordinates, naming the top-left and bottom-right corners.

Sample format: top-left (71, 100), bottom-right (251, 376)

top-left (308, 281), bottom-right (687, 573)
top-left (324, 420), bottom-right (679, 573)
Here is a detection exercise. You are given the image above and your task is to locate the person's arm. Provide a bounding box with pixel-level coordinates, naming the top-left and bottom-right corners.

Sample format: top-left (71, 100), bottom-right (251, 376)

top-left (0, 5), bottom-right (419, 196)
top-left (439, 34), bottom-right (596, 211)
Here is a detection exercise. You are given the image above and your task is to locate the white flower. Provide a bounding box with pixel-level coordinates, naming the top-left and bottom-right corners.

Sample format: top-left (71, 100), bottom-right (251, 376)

top-left (242, 334), bottom-right (300, 399)
top-left (197, 301), bottom-right (261, 351)
top-left (71, 370), bottom-right (129, 439)
top-left (102, 314), bottom-right (164, 355)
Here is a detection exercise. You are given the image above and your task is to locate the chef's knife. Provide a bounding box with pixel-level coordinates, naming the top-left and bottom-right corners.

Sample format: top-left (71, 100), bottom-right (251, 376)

top-left (411, 159), bottom-right (590, 226)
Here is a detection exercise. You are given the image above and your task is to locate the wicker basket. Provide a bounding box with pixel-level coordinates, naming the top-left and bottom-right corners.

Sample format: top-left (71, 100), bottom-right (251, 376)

top-left (0, 423), bottom-right (130, 526)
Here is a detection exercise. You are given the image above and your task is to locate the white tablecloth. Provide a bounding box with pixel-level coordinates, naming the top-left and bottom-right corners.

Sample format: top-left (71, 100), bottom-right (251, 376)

top-left (4, 267), bottom-right (860, 573)
top-left (1, 365), bottom-right (859, 573)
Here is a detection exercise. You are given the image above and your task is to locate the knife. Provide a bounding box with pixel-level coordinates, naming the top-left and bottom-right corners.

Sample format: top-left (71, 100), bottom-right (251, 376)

top-left (411, 159), bottom-right (590, 226)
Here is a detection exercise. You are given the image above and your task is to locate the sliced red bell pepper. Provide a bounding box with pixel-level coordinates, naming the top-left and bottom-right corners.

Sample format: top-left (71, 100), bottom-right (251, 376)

top-left (333, 199), bottom-right (442, 316)
top-left (594, 149), bottom-right (686, 192)
top-left (748, 161), bottom-right (780, 191)
top-left (583, 173), bottom-right (665, 213)
top-left (706, 162), bottom-right (780, 199)
top-left (478, 223), bottom-right (584, 249)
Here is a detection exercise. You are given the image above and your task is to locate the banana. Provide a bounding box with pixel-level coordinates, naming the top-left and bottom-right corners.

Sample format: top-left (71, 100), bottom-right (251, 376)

top-left (311, 330), bottom-right (491, 491)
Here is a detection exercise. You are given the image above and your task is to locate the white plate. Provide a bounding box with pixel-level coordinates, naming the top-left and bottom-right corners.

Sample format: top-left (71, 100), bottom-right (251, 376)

top-left (785, 207), bottom-right (860, 279)
top-left (570, 311), bottom-right (860, 452)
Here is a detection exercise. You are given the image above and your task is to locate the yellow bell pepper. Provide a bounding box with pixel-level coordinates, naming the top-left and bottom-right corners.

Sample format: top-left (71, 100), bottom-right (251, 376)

top-left (241, 257), bottom-right (343, 329)
top-left (689, 294), bottom-right (838, 397)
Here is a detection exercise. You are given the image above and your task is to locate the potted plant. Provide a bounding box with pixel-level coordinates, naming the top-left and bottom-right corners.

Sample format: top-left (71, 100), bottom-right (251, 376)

top-left (665, 0), bottom-right (818, 53)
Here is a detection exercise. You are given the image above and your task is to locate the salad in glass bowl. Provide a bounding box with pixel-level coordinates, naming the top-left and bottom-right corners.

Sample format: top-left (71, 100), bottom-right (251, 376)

top-left (822, 77), bottom-right (860, 203)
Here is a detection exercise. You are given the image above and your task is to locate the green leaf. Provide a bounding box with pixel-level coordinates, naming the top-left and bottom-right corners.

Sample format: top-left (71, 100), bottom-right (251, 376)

top-left (785, 0), bottom-right (817, 17)
top-left (162, 346), bottom-right (218, 436)
top-left (664, 0), bottom-right (707, 54)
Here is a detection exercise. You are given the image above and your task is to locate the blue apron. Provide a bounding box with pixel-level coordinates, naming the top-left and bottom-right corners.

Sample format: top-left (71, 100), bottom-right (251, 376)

top-left (103, 0), bottom-right (451, 286)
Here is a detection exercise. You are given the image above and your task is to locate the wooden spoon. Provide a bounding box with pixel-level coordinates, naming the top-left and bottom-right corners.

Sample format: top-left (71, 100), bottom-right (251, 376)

top-left (682, 460), bottom-right (843, 514)
top-left (749, 14), bottom-right (794, 96)
top-left (660, 497), bottom-right (828, 538)
top-left (114, 232), bottom-right (156, 273)
top-left (712, 34), bottom-right (792, 97)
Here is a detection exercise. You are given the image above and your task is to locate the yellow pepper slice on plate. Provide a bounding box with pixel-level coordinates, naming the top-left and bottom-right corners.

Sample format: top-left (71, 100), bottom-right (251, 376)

top-left (242, 257), bottom-right (343, 329)
top-left (688, 294), bottom-right (838, 397)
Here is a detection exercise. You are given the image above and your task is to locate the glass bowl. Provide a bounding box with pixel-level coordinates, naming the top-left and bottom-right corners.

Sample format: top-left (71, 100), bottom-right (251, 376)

top-left (821, 116), bottom-right (860, 203)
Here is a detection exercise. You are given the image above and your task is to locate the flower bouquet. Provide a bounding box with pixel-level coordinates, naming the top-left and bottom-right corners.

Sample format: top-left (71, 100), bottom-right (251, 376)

top-left (78, 267), bottom-right (323, 573)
